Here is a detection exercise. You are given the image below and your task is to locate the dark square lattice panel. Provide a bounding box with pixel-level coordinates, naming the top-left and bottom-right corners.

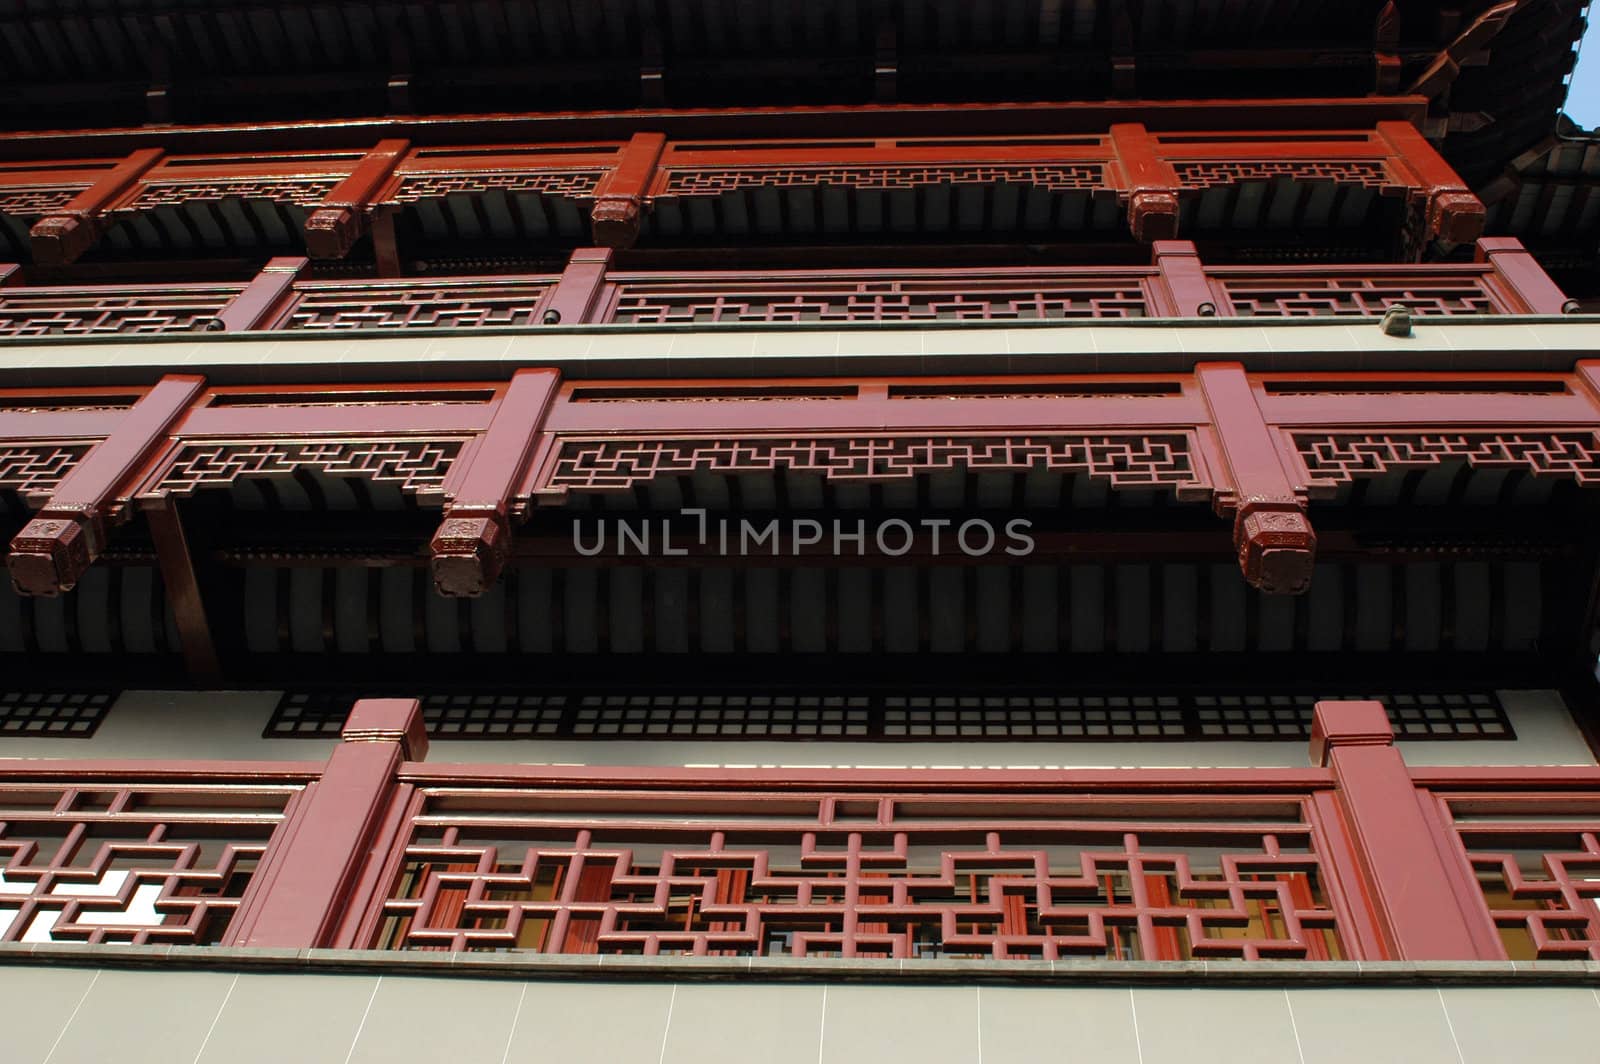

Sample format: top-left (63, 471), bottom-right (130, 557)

top-left (0, 691), bottom-right (115, 737)
top-left (267, 690), bottom-right (1515, 742)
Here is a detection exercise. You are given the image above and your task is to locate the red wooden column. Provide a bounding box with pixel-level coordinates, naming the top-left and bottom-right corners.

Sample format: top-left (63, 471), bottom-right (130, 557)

top-left (1376, 120), bottom-right (1485, 248)
top-left (1476, 237), bottom-right (1577, 314)
top-left (1195, 362), bottom-right (1315, 594)
top-left (232, 698), bottom-right (427, 949)
top-left (212, 256), bottom-right (309, 332)
top-left (1109, 123), bottom-right (1181, 242)
top-left (8, 374), bottom-right (204, 596)
top-left (1311, 701), bottom-right (1495, 960)
top-left (542, 247), bottom-right (613, 325)
top-left (591, 132), bottom-right (666, 248)
top-left (30, 148), bottom-right (164, 266)
top-left (430, 368), bottom-right (561, 596)
top-left (303, 139), bottom-right (410, 262)
top-left (1148, 240), bottom-right (1220, 316)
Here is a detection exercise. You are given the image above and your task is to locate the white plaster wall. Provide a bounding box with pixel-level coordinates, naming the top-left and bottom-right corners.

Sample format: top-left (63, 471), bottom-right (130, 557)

top-left (0, 688), bottom-right (1589, 769)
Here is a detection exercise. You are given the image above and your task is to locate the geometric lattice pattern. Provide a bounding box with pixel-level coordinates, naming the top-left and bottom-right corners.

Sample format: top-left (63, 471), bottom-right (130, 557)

top-left (545, 434), bottom-right (1208, 496)
top-left (391, 171), bottom-right (607, 201)
top-left (660, 164), bottom-right (1106, 196)
top-left (375, 789), bottom-right (1344, 959)
top-left (0, 287), bottom-right (241, 336)
top-left (0, 444), bottom-right (93, 497)
top-left (268, 690), bottom-right (1512, 743)
top-left (1172, 160), bottom-right (1393, 189)
top-left (1296, 433), bottom-right (1600, 487)
top-left (283, 280), bottom-right (557, 330)
top-left (121, 179), bottom-right (341, 210)
top-left (1432, 793), bottom-right (1600, 960)
top-left (0, 691), bottom-right (115, 737)
top-left (0, 781), bottom-right (298, 946)
top-left (1223, 275), bottom-right (1496, 317)
top-left (609, 276), bottom-right (1148, 323)
top-left (148, 438), bottom-right (467, 501)
top-left (0, 186), bottom-right (85, 216)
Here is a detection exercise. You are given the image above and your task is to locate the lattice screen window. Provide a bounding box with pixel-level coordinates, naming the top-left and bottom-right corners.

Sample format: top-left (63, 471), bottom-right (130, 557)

top-left (266, 690), bottom-right (1515, 742)
top-left (0, 692), bottom-right (115, 737)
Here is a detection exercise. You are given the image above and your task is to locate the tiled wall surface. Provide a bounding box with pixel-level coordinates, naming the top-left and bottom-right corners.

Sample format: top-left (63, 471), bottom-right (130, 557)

top-left (0, 688), bottom-right (1589, 769)
top-left (4, 965), bottom-right (1599, 1064)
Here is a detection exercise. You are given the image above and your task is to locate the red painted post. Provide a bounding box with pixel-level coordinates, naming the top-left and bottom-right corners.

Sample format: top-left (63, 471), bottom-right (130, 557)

top-left (1311, 701), bottom-right (1494, 960)
top-left (591, 132), bottom-right (666, 248)
top-left (1195, 362), bottom-right (1316, 593)
top-left (212, 256), bottom-right (309, 332)
top-left (30, 148), bottom-right (164, 266)
top-left (430, 368), bottom-right (561, 596)
top-left (232, 698), bottom-right (428, 949)
top-left (1475, 236), bottom-right (1577, 315)
top-left (1376, 120), bottom-right (1485, 247)
top-left (542, 247), bottom-right (613, 325)
top-left (1109, 123), bottom-right (1181, 242)
top-left (304, 139), bottom-right (410, 260)
top-left (8, 374), bottom-right (205, 596)
top-left (1148, 240), bottom-right (1220, 316)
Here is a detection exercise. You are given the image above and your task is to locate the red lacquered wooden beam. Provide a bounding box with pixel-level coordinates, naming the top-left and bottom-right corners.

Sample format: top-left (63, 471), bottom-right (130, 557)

top-left (230, 698), bottom-right (427, 950)
top-left (430, 368), bottom-right (560, 596)
top-left (8, 373), bottom-right (204, 596)
top-left (1195, 362), bottom-right (1315, 594)
top-left (29, 148), bottom-right (163, 266)
top-left (1148, 240), bottom-right (1221, 316)
top-left (1377, 120), bottom-right (1485, 248)
top-left (1311, 701), bottom-right (1498, 960)
top-left (592, 131), bottom-right (666, 248)
top-left (1110, 123), bottom-right (1181, 242)
top-left (303, 139), bottom-right (409, 260)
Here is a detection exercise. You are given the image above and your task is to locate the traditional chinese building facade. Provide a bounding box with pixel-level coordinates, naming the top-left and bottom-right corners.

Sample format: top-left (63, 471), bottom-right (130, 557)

top-left (1, 2), bottom-right (1599, 1060)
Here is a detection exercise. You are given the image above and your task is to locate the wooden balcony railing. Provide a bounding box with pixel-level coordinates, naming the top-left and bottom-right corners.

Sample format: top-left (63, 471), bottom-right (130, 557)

top-left (0, 237), bottom-right (1575, 338)
top-left (0, 697), bottom-right (1596, 963)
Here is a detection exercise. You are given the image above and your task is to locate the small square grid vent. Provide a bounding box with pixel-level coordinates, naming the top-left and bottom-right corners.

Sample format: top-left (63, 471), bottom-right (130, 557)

top-left (267, 690), bottom-right (1515, 743)
top-left (0, 691), bottom-right (115, 737)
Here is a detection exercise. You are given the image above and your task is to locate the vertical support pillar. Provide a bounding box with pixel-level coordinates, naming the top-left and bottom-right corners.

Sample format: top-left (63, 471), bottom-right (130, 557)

top-left (232, 698), bottom-right (427, 949)
top-left (430, 368), bottom-right (561, 596)
top-left (30, 148), bottom-right (164, 266)
top-left (1148, 240), bottom-right (1220, 317)
top-left (212, 256), bottom-right (309, 332)
top-left (8, 374), bottom-right (205, 596)
top-left (1377, 120), bottom-right (1485, 248)
top-left (1195, 362), bottom-right (1316, 594)
top-left (143, 497), bottom-right (222, 682)
top-left (1476, 236), bottom-right (1577, 315)
top-left (591, 132), bottom-right (666, 249)
top-left (304, 138), bottom-right (410, 260)
top-left (1109, 123), bottom-right (1181, 242)
top-left (1312, 701), bottom-right (1497, 960)
top-left (542, 247), bottom-right (613, 325)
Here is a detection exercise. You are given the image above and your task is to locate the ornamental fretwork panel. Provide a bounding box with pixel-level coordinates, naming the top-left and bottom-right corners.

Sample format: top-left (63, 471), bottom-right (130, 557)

top-left (542, 434), bottom-right (1209, 497)
top-left (0, 286), bottom-right (242, 336)
top-left (0, 444), bottom-right (93, 499)
top-left (390, 171), bottom-right (607, 201)
top-left (658, 164), bottom-right (1106, 196)
top-left (1171, 160), bottom-right (1393, 190)
top-left (0, 781), bottom-right (298, 946)
top-left (146, 438), bottom-right (467, 501)
top-left (283, 279), bottom-right (557, 330)
top-left (373, 790), bottom-right (1344, 960)
top-left (1429, 791), bottom-right (1600, 960)
top-left (606, 274), bottom-right (1149, 323)
top-left (1295, 433), bottom-right (1600, 490)
top-left (1221, 275), bottom-right (1495, 317)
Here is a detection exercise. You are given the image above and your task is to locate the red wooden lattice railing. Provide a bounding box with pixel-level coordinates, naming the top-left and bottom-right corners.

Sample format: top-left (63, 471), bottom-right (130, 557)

top-left (0, 237), bottom-right (1572, 336)
top-left (0, 699), bottom-right (1596, 963)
